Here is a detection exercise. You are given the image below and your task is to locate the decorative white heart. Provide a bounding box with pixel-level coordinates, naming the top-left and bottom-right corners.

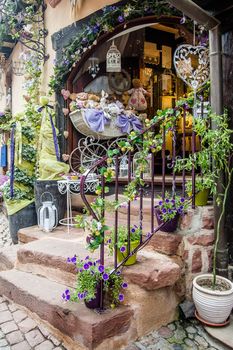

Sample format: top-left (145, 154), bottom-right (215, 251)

top-left (174, 45), bottom-right (209, 91)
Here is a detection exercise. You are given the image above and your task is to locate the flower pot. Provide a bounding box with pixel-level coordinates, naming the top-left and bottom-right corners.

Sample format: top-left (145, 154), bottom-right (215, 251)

top-left (155, 209), bottom-right (179, 233)
top-left (194, 189), bottom-right (209, 206)
top-left (192, 274), bottom-right (233, 324)
top-left (117, 240), bottom-right (139, 266)
top-left (84, 283), bottom-right (102, 309)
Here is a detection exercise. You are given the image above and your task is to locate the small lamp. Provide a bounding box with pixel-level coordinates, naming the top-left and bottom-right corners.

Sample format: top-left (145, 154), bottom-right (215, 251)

top-left (37, 192), bottom-right (58, 232)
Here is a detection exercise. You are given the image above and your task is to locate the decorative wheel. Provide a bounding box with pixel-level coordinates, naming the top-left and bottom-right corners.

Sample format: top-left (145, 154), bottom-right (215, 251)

top-left (69, 139), bottom-right (108, 173)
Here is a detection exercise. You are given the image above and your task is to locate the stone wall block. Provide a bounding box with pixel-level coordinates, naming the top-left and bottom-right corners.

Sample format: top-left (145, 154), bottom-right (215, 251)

top-left (191, 249), bottom-right (202, 273)
top-left (148, 233), bottom-right (182, 255)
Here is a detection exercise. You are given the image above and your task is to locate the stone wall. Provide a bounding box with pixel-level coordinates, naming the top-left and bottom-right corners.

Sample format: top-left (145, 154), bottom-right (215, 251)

top-left (148, 205), bottom-right (215, 299)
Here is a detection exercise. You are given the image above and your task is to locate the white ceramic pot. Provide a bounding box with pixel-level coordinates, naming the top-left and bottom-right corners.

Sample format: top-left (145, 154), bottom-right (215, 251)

top-left (193, 274), bottom-right (233, 324)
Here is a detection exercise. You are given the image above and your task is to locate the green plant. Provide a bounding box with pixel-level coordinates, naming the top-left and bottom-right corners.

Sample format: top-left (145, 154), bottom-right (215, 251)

top-left (185, 174), bottom-right (216, 194)
top-left (157, 193), bottom-right (189, 222)
top-left (107, 225), bottom-right (141, 255)
top-left (62, 256), bottom-right (127, 308)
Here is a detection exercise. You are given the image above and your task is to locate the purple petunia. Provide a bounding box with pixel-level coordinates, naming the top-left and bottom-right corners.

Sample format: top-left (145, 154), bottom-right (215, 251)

top-left (98, 265), bottom-right (104, 273)
top-left (116, 270), bottom-right (121, 275)
top-left (158, 201), bottom-right (163, 206)
top-left (120, 246), bottom-right (126, 253)
top-left (162, 208), bottom-right (167, 214)
top-left (103, 273), bottom-right (109, 281)
top-left (62, 289), bottom-right (70, 301)
top-left (85, 256), bottom-right (90, 260)
top-left (83, 263), bottom-right (89, 270)
top-left (118, 294), bottom-right (124, 302)
top-left (180, 198), bottom-right (185, 203)
top-left (88, 261), bottom-right (93, 266)
top-left (168, 209), bottom-right (172, 214)
top-left (71, 256), bottom-right (76, 264)
top-left (122, 282), bottom-right (128, 289)
top-left (165, 198), bottom-right (170, 203)
top-left (131, 228), bottom-right (135, 233)
top-left (118, 15), bottom-right (124, 23)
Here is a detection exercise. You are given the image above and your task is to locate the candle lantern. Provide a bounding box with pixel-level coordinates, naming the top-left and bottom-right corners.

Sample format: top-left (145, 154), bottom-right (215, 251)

top-left (106, 41), bottom-right (121, 73)
top-left (37, 192), bottom-right (58, 232)
top-left (119, 156), bottom-right (128, 178)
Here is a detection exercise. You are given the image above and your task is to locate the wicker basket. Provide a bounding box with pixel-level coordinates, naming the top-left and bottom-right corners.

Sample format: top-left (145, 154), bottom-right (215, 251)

top-left (70, 109), bottom-right (125, 140)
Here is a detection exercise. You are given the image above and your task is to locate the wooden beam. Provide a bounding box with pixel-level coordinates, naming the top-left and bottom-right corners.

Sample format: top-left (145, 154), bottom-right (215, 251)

top-left (167, 0), bottom-right (220, 29)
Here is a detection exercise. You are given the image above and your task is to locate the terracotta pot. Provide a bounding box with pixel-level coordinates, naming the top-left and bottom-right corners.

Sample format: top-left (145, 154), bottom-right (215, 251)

top-left (192, 274), bottom-right (233, 324)
top-left (155, 208), bottom-right (180, 233)
top-left (117, 240), bottom-right (139, 266)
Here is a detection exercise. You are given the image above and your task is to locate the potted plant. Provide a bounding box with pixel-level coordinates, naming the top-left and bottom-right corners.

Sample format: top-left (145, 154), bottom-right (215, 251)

top-left (192, 112), bottom-right (233, 325)
top-left (107, 225), bottom-right (141, 266)
top-left (185, 174), bottom-right (216, 206)
top-left (62, 256), bottom-right (128, 309)
top-left (155, 193), bottom-right (189, 233)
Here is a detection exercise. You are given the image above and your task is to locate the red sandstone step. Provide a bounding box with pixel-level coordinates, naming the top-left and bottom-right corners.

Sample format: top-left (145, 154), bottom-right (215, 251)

top-left (0, 269), bottom-right (133, 350)
top-left (16, 237), bottom-right (181, 292)
top-left (0, 245), bottom-right (19, 271)
top-left (16, 237), bottom-right (99, 287)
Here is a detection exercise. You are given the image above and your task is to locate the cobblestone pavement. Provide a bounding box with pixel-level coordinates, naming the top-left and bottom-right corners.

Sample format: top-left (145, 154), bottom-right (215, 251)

top-left (0, 211), bottom-right (230, 350)
top-left (125, 319), bottom-right (230, 350)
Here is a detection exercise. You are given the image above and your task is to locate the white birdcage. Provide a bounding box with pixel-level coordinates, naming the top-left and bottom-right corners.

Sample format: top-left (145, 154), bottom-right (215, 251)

top-left (106, 41), bottom-right (121, 73)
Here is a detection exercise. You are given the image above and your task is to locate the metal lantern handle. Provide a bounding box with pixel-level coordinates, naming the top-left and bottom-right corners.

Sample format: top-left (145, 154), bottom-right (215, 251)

top-left (40, 191), bottom-right (56, 204)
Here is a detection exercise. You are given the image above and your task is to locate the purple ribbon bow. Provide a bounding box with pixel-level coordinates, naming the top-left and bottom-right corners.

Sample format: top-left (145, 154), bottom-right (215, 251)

top-left (116, 114), bottom-right (143, 134)
top-left (84, 109), bottom-right (109, 133)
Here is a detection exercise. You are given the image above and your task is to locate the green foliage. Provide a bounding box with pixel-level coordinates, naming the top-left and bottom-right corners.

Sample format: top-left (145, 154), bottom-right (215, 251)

top-left (22, 144), bottom-right (36, 163)
top-left (62, 256), bottom-right (127, 308)
top-left (157, 193), bottom-right (189, 222)
top-left (107, 225), bottom-right (141, 255)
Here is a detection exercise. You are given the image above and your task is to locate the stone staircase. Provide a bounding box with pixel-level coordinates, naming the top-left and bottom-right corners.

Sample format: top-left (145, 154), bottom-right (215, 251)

top-left (0, 201), bottom-right (184, 350)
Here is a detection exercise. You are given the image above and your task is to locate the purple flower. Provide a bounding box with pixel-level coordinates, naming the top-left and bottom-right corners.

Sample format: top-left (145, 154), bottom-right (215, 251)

top-left (118, 15), bottom-right (124, 23)
top-left (67, 257), bottom-right (71, 263)
top-left (85, 256), bottom-right (90, 260)
top-left (171, 199), bottom-right (175, 205)
top-left (178, 208), bottom-right (182, 214)
top-left (162, 208), bottom-right (167, 214)
top-left (88, 261), bottom-right (93, 266)
top-left (120, 246), bottom-right (126, 253)
top-left (103, 273), bottom-right (109, 281)
top-left (79, 268), bottom-right (83, 273)
top-left (107, 238), bottom-right (112, 244)
top-left (131, 228), bottom-right (135, 233)
top-left (83, 263), bottom-right (89, 270)
top-left (146, 232), bottom-right (151, 238)
top-left (116, 270), bottom-right (121, 275)
top-left (93, 24), bottom-right (100, 34)
top-left (122, 282), bottom-right (128, 289)
top-left (165, 198), bottom-right (170, 203)
top-left (64, 59), bottom-right (70, 65)
top-left (71, 256), bottom-right (76, 264)
top-left (168, 209), bottom-right (172, 214)
top-left (180, 197), bottom-right (185, 203)
top-left (62, 289), bottom-right (70, 301)
top-left (118, 294), bottom-right (124, 302)
top-left (158, 201), bottom-right (163, 206)
top-left (179, 205), bottom-right (184, 210)
top-left (98, 265), bottom-right (104, 273)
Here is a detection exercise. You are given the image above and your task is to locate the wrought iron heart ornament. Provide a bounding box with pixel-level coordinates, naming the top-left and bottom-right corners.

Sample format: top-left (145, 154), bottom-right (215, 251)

top-left (174, 45), bottom-right (209, 90)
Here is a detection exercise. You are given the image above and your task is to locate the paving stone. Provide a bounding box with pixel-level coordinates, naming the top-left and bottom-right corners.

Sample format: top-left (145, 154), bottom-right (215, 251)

top-left (194, 334), bottom-right (209, 348)
top-left (5, 330), bottom-right (24, 345)
top-left (11, 340), bottom-right (32, 350)
top-left (186, 326), bottom-right (196, 334)
top-left (157, 326), bottom-right (173, 338)
top-left (34, 339), bottom-right (54, 350)
top-left (13, 310), bottom-right (28, 324)
top-left (38, 325), bottom-right (50, 338)
top-left (184, 338), bottom-right (198, 349)
top-left (0, 329), bottom-right (4, 338)
top-left (8, 303), bottom-right (18, 312)
top-left (0, 338), bottom-right (8, 347)
top-left (18, 317), bottom-right (37, 333)
top-left (25, 329), bottom-right (44, 347)
top-left (0, 320), bottom-right (18, 334)
top-left (54, 348), bottom-right (63, 350)
top-left (1, 346), bottom-right (11, 350)
top-left (0, 311), bottom-right (13, 324)
top-left (48, 334), bottom-right (61, 346)
top-left (0, 302), bottom-right (8, 311)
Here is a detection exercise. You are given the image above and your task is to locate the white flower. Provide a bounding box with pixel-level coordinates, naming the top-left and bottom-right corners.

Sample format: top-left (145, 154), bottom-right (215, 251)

top-left (97, 222), bottom-right (102, 230)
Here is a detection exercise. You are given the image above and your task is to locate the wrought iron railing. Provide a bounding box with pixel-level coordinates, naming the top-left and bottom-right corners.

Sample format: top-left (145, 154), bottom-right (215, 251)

top-left (79, 104), bottom-right (206, 309)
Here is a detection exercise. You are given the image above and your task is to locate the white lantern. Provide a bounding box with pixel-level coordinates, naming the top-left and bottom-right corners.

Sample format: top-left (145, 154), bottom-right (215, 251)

top-left (106, 41), bottom-right (121, 73)
top-left (119, 156), bottom-right (128, 178)
top-left (37, 192), bottom-right (58, 232)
